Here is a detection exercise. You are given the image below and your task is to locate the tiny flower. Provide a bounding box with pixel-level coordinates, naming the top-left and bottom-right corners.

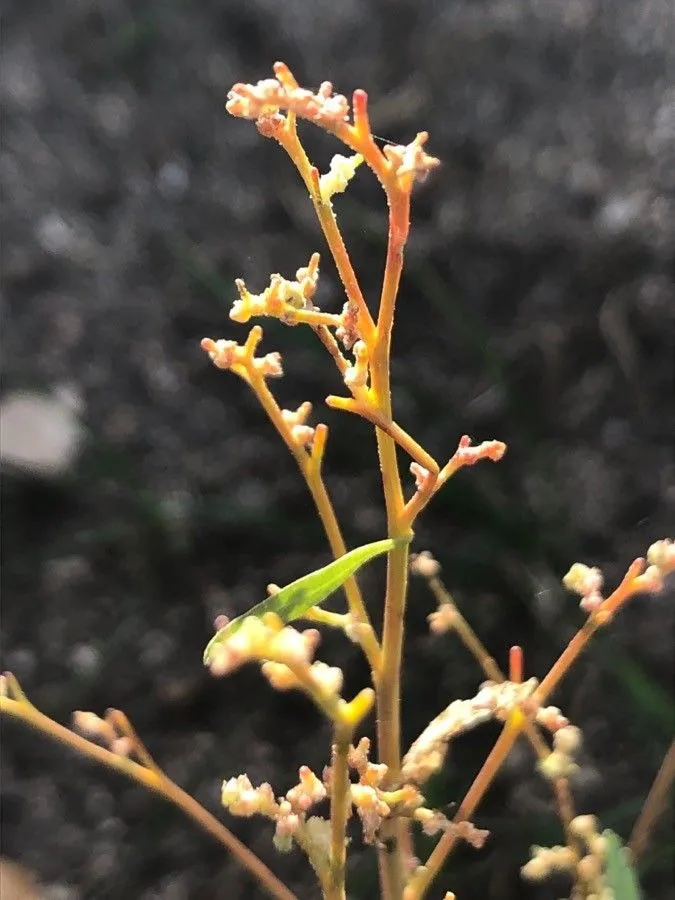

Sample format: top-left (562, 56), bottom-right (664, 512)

top-left (570, 815), bottom-right (598, 839)
top-left (383, 132), bottom-right (440, 190)
top-left (361, 762), bottom-right (388, 787)
top-left (521, 855), bottom-right (550, 881)
top-left (563, 563), bottom-right (604, 597)
top-left (647, 538), bottom-right (675, 572)
top-left (351, 784), bottom-right (390, 844)
top-left (410, 551), bottom-right (441, 579)
top-left (536, 705), bottom-right (570, 732)
top-left (580, 591), bottom-right (604, 614)
top-left (274, 800), bottom-right (302, 844)
top-left (282, 402), bottom-right (313, 428)
top-left (290, 424), bottom-right (315, 448)
top-left (301, 629), bottom-right (321, 652)
top-left (410, 462), bottom-right (432, 491)
top-left (336, 302), bottom-right (359, 350)
top-left (221, 774), bottom-right (254, 808)
top-left (286, 766), bottom-right (327, 812)
top-left (261, 661), bottom-right (301, 691)
top-left (442, 435), bottom-right (507, 480)
top-left (427, 604), bottom-right (457, 634)
top-left (537, 750), bottom-right (578, 781)
top-left (633, 564), bottom-right (664, 593)
top-left (256, 113), bottom-right (286, 139)
top-left (200, 337), bottom-right (238, 370)
top-left (110, 736), bottom-right (134, 757)
top-left (414, 807), bottom-right (447, 836)
top-left (577, 853), bottom-right (602, 882)
top-left (343, 340), bottom-right (369, 389)
top-left (348, 737), bottom-right (371, 772)
top-left (208, 616), bottom-right (272, 677)
top-left (309, 661), bottom-right (344, 696)
top-left (230, 279), bottom-right (264, 323)
top-left (73, 710), bottom-right (117, 745)
top-left (252, 351), bottom-right (284, 377)
top-left (294, 253), bottom-right (321, 301)
top-left (553, 725), bottom-right (583, 756)
top-left (588, 834), bottom-right (608, 858)
top-left (351, 783), bottom-right (385, 811)
top-left (268, 626), bottom-right (314, 667)
top-left (548, 845), bottom-right (576, 871)
top-left (344, 619), bottom-right (370, 644)
top-left (319, 153), bottom-right (364, 203)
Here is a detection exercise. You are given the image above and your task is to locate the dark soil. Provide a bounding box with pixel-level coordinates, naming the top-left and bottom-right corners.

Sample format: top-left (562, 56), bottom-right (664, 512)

top-left (2, 1), bottom-right (674, 898)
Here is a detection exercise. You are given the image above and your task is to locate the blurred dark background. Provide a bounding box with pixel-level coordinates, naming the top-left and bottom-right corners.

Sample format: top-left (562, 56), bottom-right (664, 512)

top-left (2, 0), bottom-right (674, 898)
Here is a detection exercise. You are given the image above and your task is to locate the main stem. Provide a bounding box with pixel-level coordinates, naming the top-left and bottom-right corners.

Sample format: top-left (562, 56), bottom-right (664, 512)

top-left (372, 187), bottom-right (412, 900)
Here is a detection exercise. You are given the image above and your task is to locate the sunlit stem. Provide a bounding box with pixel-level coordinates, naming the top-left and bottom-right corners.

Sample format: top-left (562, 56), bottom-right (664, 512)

top-left (0, 690), bottom-right (297, 900)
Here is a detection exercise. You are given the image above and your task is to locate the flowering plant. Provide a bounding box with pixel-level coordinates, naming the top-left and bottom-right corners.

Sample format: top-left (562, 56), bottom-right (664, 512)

top-left (2, 63), bottom-right (673, 900)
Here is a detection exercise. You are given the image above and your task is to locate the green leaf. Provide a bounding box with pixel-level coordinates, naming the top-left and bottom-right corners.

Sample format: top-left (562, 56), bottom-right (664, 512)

top-left (603, 829), bottom-right (642, 900)
top-left (204, 538), bottom-right (402, 664)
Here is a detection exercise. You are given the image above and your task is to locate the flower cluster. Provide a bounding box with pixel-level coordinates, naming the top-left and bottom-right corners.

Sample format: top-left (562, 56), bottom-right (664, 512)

top-left (201, 334), bottom-right (283, 378)
top-left (443, 433), bottom-right (507, 476)
top-left (335, 301), bottom-right (359, 350)
top-left (226, 63), bottom-right (439, 194)
top-left (401, 678), bottom-right (539, 784)
top-left (226, 64), bottom-right (350, 131)
top-left (333, 737), bottom-right (486, 852)
top-left (382, 131), bottom-right (440, 191)
top-left (319, 153), bottom-right (364, 204)
top-left (230, 254), bottom-right (321, 325)
top-left (207, 613), bottom-right (344, 701)
top-left (72, 709), bottom-right (144, 762)
top-left (537, 724), bottom-right (583, 781)
top-left (407, 435), bottom-right (507, 501)
top-left (564, 538), bottom-right (673, 615)
top-left (281, 402), bottom-right (316, 450)
top-left (535, 704), bottom-right (571, 733)
top-left (339, 736), bottom-right (399, 845)
top-left (413, 808), bottom-right (490, 849)
top-left (522, 815), bottom-right (613, 898)
top-left (563, 562), bottom-right (605, 613)
top-left (221, 765), bottom-right (328, 851)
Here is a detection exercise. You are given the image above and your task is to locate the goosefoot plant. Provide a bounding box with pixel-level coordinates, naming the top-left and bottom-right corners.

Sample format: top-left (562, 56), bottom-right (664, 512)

top-left (2, 63), bottom-right (674, 900)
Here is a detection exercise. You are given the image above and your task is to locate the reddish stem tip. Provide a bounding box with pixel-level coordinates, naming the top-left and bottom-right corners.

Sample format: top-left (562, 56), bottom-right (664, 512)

top-left (509, 645), bottom-right (523, 683)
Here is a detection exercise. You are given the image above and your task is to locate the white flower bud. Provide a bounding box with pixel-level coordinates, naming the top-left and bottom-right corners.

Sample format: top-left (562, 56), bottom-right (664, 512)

top-left (319, 153), bottom-right (364, 203)
top-left (261, 661), bottom-right (300, 691)
top-left (570, 815), bottom-right (598, 839)
top-left (553, 725), bottom-right (583, 756)
top-left (410, 550), bottom-right (441, 578)
top-left (647, 538), bottom-right (674, 571)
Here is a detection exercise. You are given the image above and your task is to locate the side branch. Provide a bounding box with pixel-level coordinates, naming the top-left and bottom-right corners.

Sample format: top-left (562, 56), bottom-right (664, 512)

top-left (0, 684), bottom-right (297, 900)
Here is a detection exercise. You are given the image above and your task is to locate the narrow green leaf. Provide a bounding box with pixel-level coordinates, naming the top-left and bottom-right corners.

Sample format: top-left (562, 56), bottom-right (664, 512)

top-left (603, 829), bottom-right (642, 900)
top-left (204, 538), bottom-right (402, 664)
